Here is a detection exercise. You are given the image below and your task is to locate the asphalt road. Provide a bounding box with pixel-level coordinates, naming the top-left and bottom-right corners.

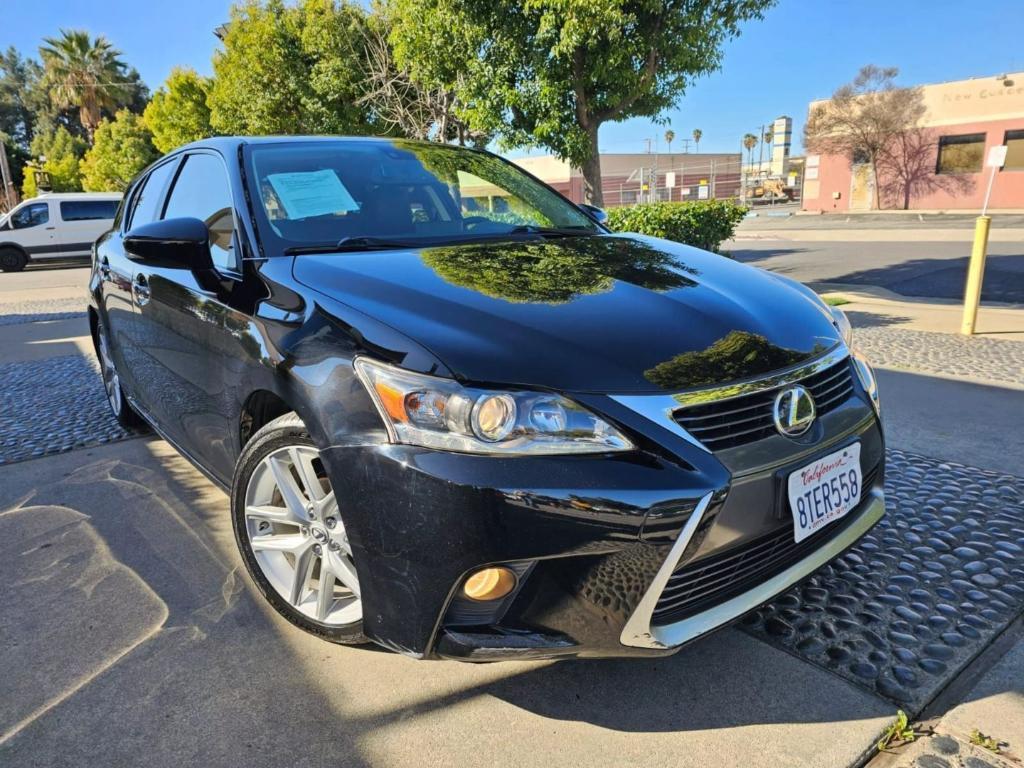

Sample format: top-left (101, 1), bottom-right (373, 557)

top-left (731, 239), bottom-right (1024, 305)
top-left (736, 212), bottom-right (1024, 231)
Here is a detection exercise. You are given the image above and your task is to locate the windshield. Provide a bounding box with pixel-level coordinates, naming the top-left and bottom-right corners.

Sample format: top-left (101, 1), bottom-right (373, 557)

top-left (246, 140), bottom-right (602, 251)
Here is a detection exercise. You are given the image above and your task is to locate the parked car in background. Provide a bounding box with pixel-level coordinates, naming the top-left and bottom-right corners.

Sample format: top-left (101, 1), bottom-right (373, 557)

top-left (0, 192), bottom-right (122, 271)
top-left (89, 136), bottom-right (884, 661)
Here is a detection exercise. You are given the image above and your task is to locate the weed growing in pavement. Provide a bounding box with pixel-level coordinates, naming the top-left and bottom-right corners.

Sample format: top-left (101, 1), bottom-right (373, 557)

top-left (877, 710), bottom-right (918, 752)
top-left (969, 728), bottom-right (1004, 754)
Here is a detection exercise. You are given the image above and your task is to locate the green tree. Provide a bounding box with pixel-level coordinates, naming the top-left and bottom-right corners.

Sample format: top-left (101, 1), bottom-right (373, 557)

top-left (664, 129), bottom-right (675, 153)
top-left (21, 125), bottom-right (87, 197)
top-left (386, 0), bottom-right (487, 144)
top-left (0, 47), bottom-right (45, 193)
top-left (209, 0), bottom-right (373, 136)
top-left (692, 127), bottom-right (702, 151)
top-left (396, 0), bottom-right (774, 205)
top-left (144, 68), bottom-right (214, 153)
top-left (0, 48), bottom-right (43, 148)
top-left (39, 30), bottom-right (139, 140)
top-left (80, 109), bottom-right (158, 191)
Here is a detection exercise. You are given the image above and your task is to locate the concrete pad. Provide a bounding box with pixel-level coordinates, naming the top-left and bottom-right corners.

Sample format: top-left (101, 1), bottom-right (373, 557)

top-left (0, 501), bottom-right (167, 741)
top-left (0, 438), bottom-right (895, 768)
top-left (876, 369), bottom-right (1024, 475)
top-left (941, 637), bottom-right (1024, 751)
top-left (0, 315), bottom-right (93, 362)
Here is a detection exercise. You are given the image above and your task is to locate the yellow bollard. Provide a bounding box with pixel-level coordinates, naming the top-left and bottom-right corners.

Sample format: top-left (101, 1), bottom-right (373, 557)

top-left (961, 215), bottom-right (991, 336)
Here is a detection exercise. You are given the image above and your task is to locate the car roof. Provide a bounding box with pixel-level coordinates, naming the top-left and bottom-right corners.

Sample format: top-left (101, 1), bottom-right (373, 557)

top-left (33, 192), bottom-right (122, 200)
top-left (171, 135), bottom-right (450, 154)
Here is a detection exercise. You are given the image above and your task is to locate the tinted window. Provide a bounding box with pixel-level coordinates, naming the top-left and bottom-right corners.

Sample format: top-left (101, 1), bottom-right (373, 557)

top-left (60, 200), bottom-right (119, 221)
top-left (247, 140), bottom-right (599, 250)
top-left (11, 202), bottom-right (49, 229)
top-left (936, 134), bottom-right (986, 174)
top-left (1004, 129), bottom-right (1024, 172)
top-left (163, 153), bottom-right (236, 271)
top-left (128, 161), bottom-right (176, 229)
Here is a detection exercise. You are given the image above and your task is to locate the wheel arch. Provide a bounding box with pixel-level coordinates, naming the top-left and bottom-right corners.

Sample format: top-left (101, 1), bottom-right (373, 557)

top-left (239, 389), bottom-right (296, 450)
top-left (0, 241), bottom-right (29, 256)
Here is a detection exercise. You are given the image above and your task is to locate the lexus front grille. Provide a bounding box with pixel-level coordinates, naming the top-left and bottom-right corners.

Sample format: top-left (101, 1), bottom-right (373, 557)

top-left (672, 358), bottom-right (855, 451)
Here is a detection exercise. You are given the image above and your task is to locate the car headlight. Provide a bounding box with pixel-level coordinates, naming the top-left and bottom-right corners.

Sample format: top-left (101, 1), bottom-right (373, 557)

top-left (354, 358), bottom-right (634, 455)
top-left (851, 349), bottom-right (880, 413)
top-left (830, 305), bottom-right (853, 347)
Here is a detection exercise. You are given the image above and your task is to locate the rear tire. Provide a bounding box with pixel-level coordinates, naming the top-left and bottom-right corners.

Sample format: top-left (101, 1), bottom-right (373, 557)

top-left (0, 247), bottom-right (27, 272)
top-left (231, 412), bottom-right (368, 646)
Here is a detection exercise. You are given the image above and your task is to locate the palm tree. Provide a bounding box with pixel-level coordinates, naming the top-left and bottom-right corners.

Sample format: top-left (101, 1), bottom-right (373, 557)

top-left (664, 129), bottom-right (675, 155)
top-left (692, 128), bottom-right (702, 152)
top-left (40, 30), bottom-right (132, 140)
top-left (743, 133), bottom-right (758, 172)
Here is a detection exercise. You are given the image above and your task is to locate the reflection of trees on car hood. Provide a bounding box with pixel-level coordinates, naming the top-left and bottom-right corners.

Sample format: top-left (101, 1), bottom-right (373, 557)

top-left (421, 237), bottom-right (698, 304)
top-left (645, 330), bottom-right (827, 390)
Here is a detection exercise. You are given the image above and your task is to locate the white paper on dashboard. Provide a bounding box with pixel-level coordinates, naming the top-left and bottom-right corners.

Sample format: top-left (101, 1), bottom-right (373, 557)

top-left (267, 170), bottom-right (359, 219)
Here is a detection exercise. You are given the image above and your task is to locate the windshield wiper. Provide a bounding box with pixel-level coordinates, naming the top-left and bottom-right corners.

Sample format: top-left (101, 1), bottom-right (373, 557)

top-left (284, 236), bottom-right (418, 255)
top-left (506, 225), bottom-right (596, 238)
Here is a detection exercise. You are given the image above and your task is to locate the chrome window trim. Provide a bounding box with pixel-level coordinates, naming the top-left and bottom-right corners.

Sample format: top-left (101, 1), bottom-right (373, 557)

top-left (620, 488), bottom-right (885, 649)
top-left (609, 343), bottom-right (850, 453)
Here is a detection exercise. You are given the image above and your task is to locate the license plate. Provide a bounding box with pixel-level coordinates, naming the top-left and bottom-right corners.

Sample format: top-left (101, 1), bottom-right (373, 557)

top-left (788, 443), bottom-right (862, 543)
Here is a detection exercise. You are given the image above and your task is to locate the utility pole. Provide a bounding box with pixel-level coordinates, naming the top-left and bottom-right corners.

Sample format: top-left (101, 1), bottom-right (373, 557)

top-left (0, 141), bottom-right (15, 211)
top-left (756, 123), bottom-right (765, 181)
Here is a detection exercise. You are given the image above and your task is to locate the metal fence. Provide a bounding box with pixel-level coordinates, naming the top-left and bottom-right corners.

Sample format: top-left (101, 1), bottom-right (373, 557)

top-left (601, 155), bottom-right (802, 207)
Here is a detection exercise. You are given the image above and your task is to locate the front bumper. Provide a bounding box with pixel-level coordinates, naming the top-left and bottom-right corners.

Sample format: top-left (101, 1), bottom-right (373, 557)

top-left (321, 385), bottom-right (885, 660)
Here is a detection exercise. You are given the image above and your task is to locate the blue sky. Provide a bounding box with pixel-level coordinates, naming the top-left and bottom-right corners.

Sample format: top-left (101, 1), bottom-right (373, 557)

top-left (4, 0), bottom-right (1021, 156)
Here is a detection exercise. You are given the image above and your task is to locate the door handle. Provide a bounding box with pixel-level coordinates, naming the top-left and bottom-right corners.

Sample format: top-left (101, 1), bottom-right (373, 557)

top-left (133, 273), bottom-right (151, 307)
top-left (99, 257), bottom-right (111, 281)
top-left (45, 226), bottom-right (56, 230)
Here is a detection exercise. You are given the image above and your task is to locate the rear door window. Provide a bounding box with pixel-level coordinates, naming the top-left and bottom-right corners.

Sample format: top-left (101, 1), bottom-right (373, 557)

top-left (60, 200), bottom-right (119, 221)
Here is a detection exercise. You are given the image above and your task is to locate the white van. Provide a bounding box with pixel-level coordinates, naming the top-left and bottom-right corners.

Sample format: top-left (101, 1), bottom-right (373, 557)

top-left (0, 192), bottom-right (122, 272)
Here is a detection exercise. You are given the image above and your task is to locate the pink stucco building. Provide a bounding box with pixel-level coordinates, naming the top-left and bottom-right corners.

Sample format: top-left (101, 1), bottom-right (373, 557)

top-left (802, 72), bottom-right (1024, 212)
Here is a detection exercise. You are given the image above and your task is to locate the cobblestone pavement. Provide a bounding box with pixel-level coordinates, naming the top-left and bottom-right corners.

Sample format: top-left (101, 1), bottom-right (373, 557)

top-left (854, 327), bottom-right (1024, 387)
top-left (744, 449), bottom-right (1024, 711)
top-left (0, 354), bottom-right (137, 465)
top-left (886, 732), bottom-right (1015, 768)
top-left (0, 297), bottom-right (87, 326)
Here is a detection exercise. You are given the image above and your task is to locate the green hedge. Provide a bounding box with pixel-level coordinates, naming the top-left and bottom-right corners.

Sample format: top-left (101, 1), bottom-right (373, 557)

top-left (606, 200), bottom-right (748, 253)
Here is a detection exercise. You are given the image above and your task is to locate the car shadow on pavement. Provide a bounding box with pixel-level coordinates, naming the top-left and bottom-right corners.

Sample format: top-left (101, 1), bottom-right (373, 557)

top-left (843, 311), bottom-right (914, 329)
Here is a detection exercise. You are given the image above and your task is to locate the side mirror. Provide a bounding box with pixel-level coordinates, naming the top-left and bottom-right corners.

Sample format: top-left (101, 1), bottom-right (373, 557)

top-left (124, 217), bottom-right (214, 271)
top-left (579, 203), bottom-right (609, 225)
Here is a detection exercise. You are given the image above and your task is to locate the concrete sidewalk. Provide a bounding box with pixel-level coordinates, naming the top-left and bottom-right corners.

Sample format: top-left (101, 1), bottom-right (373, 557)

top-left (820, 286), bottom-right (1024, 341)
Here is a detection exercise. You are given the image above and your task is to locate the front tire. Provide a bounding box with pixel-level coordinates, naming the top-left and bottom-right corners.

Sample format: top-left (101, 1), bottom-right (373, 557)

top-left (0, 247), bottom-right (27, 272)
top-left (231, 413), bottom-right (367, 645)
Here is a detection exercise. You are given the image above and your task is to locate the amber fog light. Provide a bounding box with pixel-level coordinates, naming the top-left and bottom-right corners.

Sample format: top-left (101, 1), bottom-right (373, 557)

top-left (463, 567), bottom-right (516, 601)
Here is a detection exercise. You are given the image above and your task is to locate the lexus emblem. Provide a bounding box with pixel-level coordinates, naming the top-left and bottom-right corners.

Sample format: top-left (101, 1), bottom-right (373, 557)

top-left (773, 385), bottom-right (816, 437)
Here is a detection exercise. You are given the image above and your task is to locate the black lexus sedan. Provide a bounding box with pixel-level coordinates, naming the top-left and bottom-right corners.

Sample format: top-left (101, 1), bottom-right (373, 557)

top-left (88, 136), bottom-right (884, 660)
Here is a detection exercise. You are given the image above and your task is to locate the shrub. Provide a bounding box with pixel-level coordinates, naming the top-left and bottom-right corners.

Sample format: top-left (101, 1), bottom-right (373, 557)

top-left (606, 200), bottom-right (748, 252)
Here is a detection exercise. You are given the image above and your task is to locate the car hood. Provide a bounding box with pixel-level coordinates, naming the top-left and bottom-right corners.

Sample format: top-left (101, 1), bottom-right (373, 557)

top-left (291, 234), bottom-right (841, 393)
